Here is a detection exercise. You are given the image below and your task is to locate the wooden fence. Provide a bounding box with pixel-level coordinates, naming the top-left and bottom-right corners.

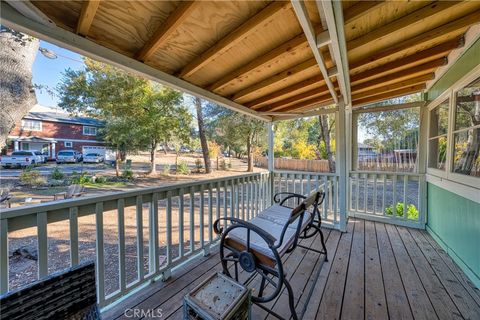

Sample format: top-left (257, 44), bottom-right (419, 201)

top-left (256, 156), bottom-right (331, 172)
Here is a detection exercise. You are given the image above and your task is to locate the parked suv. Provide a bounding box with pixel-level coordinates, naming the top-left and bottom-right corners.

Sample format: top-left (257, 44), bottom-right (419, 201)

top-left (56, 150), bottom-right (82, 164)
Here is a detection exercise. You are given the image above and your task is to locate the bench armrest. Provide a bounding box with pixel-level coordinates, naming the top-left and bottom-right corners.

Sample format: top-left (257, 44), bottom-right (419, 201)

top-left (273, 192), bottom-right (306, 207)
top-left (214, 217), bottom-right (276, 246)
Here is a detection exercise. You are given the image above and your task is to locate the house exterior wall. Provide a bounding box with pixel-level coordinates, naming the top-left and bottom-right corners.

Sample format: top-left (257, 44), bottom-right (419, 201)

top-left (426, 184), bottom-right (480, 288)
top-left (426, 36), bottom-right (480, 288)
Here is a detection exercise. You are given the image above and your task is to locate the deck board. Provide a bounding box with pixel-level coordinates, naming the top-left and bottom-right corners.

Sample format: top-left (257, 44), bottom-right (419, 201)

top-left (103, 219), bottom-right (480, 320)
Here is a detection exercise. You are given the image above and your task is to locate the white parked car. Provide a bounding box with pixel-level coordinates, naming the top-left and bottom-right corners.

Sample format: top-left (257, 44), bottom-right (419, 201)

top-left (83, 153), bottom-right (104, 163)
top-left (1, 151), bottom-right (41, 168)
top-left (56, 150), bottom-right (82, 163)
top-left (33, 151), bottom-right (48, 163)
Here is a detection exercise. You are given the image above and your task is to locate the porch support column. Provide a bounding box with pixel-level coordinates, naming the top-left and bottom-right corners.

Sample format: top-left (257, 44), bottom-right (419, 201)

top-left (418, 103), bottom-right (428, 225)
top-left (267, 122), bottom-right (275, 206)
top-left (336, 98), bottom-right (349, 232)
top-left (13, 141), bottom-right (19, 151)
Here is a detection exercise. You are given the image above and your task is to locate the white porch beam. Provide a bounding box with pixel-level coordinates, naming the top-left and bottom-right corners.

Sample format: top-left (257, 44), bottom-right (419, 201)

top-left (316, 30), bottom-right (331, 48)
top-left (0, 2), bottom-right (272, 122)
top-left (318, 0), bottom-right (352, 106)
top-left (5, 0), bottom-right (54, 26)
top-left (291, 0), bottom-right (338, 103)
top-left (352, 101), bottom-right (426, 113)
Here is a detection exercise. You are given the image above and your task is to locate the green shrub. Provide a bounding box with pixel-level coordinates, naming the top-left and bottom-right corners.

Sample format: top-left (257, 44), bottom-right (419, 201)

top-left (163, 164), bottom-right (171, 175)
top-left (95, 176), bottom-right (107, 184)
top-left (71, 172), bottom-right (92, 184)
top-left (50, 167), bottom-right (64, 180)
top-left (122, 169), bottom-right (133, 180)
top-left (20, 168), bottom-right (45, 187)
top-left (176, 161), bottom-right (189, 174)
top-left (385, 202), bottom-right (419, 220)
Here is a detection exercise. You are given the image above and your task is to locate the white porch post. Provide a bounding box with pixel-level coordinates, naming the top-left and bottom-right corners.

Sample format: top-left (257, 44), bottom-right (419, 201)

top-left (267, 122), bottom-right (275, 205)
top-left (336, 98), bottom-right (349, 232)
top-left (418, 104), bottom-right (428, 225)
top-left (13, 141), bottom-right (19, 151)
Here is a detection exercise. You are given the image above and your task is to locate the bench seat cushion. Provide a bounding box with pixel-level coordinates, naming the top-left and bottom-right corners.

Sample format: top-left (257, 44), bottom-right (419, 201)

top-left (226, 205), bottom-right (312, 260)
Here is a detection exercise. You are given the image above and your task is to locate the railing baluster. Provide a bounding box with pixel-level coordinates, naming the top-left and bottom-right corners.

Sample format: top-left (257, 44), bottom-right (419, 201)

top-left (117, 199), bottom-right (126, 293)
top-left (0, 219), bottom-right (8, 294)
top-left (216, 182), bottom-right (221, 231)
top-left (356, 173), bottom-right (360, 212)
top-left (37, 212), bottom-right (48, 279)
top-left (403, 175), bottom-right (408, 220)
top-left (322, 176), bottom-right (328, 219)
top-left (95, 202), bottom-right (105, 306)
top-left (208, 184), bottom-right (213, 244)
top-left (179, 188), bottom-right (185, 258)
top-left (333, 176), bottom-right (338, 223)
top-left (189, 188), bottom-right (195, 253)
top-left (300, 174), bottom-right (304, 195)
top-left (199, 185), bottom-right (205, 248)
top-left (223, 180), bottom-right (228, 225)
top-left (135, 196), bottom-right (144, 281)
top-left (235, 179), bottom-right (240, 217)
top-left (242, 177), bottom-right (246, 220)
top-left (306, 174), bottom-right (311, 194)
top-left (149, 193), bottom-right (159, 274)
top-left (363, 173), bottom-right (368, 213)
top-left (382, 174), bottom-right (386, 215)
top-left (69, 207), bottom-right (79, 266)
top-left (166, 191), bottom-right (172, 266)
top-left (373, 175), bottom-right (378, 215)
top-left (392, 174), bottom-right (397, 218)
top-left (247, 177), bottom-right (251, 220)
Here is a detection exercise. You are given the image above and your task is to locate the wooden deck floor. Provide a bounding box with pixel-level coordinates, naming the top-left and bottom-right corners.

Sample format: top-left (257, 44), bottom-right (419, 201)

top-left (103, 219), bottom-right (480, 320)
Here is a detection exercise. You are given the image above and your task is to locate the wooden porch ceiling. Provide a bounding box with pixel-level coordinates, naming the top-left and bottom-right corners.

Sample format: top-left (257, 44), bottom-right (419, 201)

top-left (7, 1), bottom-right (480, 118)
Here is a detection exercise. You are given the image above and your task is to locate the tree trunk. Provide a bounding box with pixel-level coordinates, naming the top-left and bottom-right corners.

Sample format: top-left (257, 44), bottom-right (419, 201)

top-left (115, 150), bottom-right (121, 177)
top-left (247, 135), bottom-right (254, 172)
top-left (194, 97), bottom-right (211, 173)
top-left (150, 141), bottom-right (158, 174)
top-left (0, 28), bottom-right (39, 149)
top-left (319, 115), bottom-right (335, 173)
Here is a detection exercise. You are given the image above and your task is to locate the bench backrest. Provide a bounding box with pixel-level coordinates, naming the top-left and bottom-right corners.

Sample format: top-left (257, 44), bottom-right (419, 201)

top-left (289, 190), bottom-right (324, 223)
top-left (0, 261), bottom-right (100, 320)
top-left (67, 184), bottom-right (84, 199)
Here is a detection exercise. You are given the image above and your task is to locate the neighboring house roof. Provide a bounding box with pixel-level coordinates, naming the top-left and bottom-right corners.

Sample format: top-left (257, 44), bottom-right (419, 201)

top-left (24, 112), bottom-right (104, 127)
top-left (16, 136), bottom-right (57, 143)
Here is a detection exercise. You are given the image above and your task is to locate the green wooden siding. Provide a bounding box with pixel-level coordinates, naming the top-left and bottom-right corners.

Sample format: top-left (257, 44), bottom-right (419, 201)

top-left (426, 183), bottom-right (480, 287)
top-left (428, 37), bottom-right (480, 101)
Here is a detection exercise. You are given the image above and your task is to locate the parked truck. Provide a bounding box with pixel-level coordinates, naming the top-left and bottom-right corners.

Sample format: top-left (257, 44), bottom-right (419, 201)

top-left (0, 151), bottom-right (43, 168)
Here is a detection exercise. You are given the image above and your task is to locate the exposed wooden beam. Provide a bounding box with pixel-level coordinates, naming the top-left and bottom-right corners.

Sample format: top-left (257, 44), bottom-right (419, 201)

top-left (343, 1), bottom-right (385, 25)
top-left (348, 1), bottom-right (460, 52)
top-left (320, 0), bottom-right (351, 105)
top-left (178, 1), bottom-right (289, 79)
top-left (260, 91), bottom-right (334, 113)
top-left (350, 38), bottom-right (462, 81)
top-left (76, 0), bottom-right (100, 36)
top-left (245, 75), bottom-right (324, 108)
top-left (255, 85), bottom-right (331, 112)
top-left (272, 106), bottom-right (338, 121)
top-left (207, 31), bottom-right (308, 92)
top-left (291, 0), bottom-right (338, 103)
top-left (5, 0), bottom-right (54, 26)
top-left (352, 73), bottom-right (433, 101)
top-left (277, 95), bottom-right (334, 113)
top-left (136, 1), bottom-right (198, 62)
top-left (232, 58), bottom-right (318, 101)
top-left (426, 24), bottom-right (480, 90)
top-left (0, 2), bottom-right (272, 122)
top-left (352, 101), bottom-right (426, 114)
top-left (352, 84), bottom-right (426, 107)
top-left (349, 10), bottom-right (480, 71)
top-left (351, 59), bottom-right (446, 93)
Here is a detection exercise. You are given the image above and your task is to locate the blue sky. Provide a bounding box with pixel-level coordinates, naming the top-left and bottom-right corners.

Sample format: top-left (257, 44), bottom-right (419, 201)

top-left (32, 40), bottom-right (84, 107)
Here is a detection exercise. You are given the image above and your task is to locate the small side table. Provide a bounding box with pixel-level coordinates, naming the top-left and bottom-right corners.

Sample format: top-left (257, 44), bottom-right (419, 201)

top-left (184, 272), bottom-right (251, 320)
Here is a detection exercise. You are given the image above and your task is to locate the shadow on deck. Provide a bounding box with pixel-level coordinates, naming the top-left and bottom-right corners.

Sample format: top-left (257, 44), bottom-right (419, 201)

top-left (103, 218), bottom-right (480, 320)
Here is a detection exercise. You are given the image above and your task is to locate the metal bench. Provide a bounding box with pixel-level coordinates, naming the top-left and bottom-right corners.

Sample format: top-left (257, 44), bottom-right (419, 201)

top-left (0, 261), bottom-right (100, 320)
top-left (214, 190), bottom-right (327, 320)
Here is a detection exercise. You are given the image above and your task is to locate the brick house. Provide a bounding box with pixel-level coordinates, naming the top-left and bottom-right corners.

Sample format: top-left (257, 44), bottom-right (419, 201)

top-left (6, 105), bottom-right (106, 160)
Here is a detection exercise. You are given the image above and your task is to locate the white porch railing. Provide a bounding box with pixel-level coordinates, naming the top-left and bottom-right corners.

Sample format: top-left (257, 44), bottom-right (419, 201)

top-left (272, 170), bottom-right (341, 229)
top-left (348, 171), bottom-right (426, 228)
top-left (0, 172), bottom-right (272, 307)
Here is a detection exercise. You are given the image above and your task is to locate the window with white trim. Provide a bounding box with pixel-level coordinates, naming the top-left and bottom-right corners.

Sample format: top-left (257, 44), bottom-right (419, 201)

top-left (21, 120), bottom-right (42, 131)
top-left (452, 77), bottom-right (480, 177)
top-left (428, 99), bottom-right (449, 171)
top-left (64, 141), bottom-right (73, 148)
top-left (83, 126), bottom-right (97, 136)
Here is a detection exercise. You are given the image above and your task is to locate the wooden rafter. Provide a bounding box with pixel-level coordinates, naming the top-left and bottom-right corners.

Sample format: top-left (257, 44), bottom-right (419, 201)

top-left (351, 59), bottom-right (446, 93)
top-left (272, 106), bottom-right (338, 121)
top-left (178, 1), bottom-right (289, 79)
top-left (245, 75), bottom-right (324, 108)
top-left (136, 1), bottom-right (198, 62)
top-left (291, 0), bottom-right (338, 103)
top-left (254, 85), bottom-right (331, 111)
top-left (343, 1), bottom-right (385, 24)
top-left (232, 58), bottom-right (318, 101)
top-left (352, 84), bottom-right (426, 106)
top-left (207, 31), bottom-right (310, 92)
top-left (350, 38), bottom-right (462, 81)
top-left (349, 10), bottom-right (480, 71)
top-left (352, 74), bottom-right (433, 101)
top-left (76, 0), bottom-right (100, 36)
top-left (276, 95), bottom-right (334, 113)
top-left (348, 1), bottom-right (460, 52)
top-left (352, 101), bottom-right (426, 114)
